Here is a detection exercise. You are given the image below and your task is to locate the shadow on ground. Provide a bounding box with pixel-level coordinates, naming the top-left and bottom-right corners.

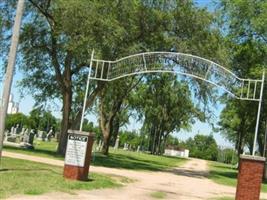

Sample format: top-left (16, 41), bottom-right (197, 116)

top-left (4, 146), bottom-right (185, 171)
top-left (92, 152), bottom-right (177, 171)
top-left (4, 145), bottom-right (63, 159)
top-left (0, 167), bottom-right (61, 174)
top-left (165, 167), bottom-right (209, 179)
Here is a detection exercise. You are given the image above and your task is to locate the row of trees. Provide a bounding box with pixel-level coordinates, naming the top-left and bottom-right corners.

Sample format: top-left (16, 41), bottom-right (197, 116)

top-left (0, 1), bottom-right (266, 156)
top-left (5, 108), bottom-right (59, 132)
top-left (216, 1), bottom-right (267, 156)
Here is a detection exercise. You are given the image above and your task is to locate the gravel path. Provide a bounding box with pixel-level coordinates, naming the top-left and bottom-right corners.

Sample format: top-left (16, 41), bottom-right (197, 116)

top-left (2, 151), bottom-right (266, 200)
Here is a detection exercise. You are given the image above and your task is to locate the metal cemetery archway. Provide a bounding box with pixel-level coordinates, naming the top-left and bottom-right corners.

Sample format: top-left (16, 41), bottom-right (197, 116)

top-left (80, 51), bottom-right (265, 156)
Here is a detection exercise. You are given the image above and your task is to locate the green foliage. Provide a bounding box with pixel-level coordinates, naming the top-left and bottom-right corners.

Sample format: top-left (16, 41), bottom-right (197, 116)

top-left (132, 74), bottom-right (205, 154)
top-left (217, 148), bottom-right (238, 165)
top-left (208, 161), bottom-right (267, 193)
top-left (82, 120), bottom-right (102, 142)
top-left (28, 107), bottom-right (59, 131)
top-left (5, 113), bottom-right (28, 130)
top-left (4, 142), bottom-right (186, 171)
top-left (150, 191), bottom-right (166, 199)
top-left (217, 0), bottom-right (267, 155)
top-left (186, 134), bottom-right (218, 161)
top-left (5, 108), bottom-right (59, 132)
top-left (119, 130), bottom-right (142, 150)
top-left (1, 1), bottom-right (228, 155)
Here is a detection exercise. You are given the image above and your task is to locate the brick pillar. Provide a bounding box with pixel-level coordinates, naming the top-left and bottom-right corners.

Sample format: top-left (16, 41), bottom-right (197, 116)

top-left (235, 155), bottom-right (265, 200)
top-left (63, 130), bottom-right (95, 181)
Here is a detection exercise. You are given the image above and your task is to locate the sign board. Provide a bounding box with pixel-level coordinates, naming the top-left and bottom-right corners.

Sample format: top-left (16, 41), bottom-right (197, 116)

top-left (65, 134), bottom-right (88, 167)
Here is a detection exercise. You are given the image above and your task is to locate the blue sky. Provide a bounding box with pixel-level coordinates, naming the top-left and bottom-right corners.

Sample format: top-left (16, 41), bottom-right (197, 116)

top-left (0, 0), bottom-right (234, 147)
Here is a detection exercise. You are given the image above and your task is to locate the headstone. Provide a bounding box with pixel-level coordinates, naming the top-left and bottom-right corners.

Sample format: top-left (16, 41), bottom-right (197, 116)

top-left (137, 145), bottom-right (140, 152)
top-left (47, 128), bottom-right (53, 142)
top-left (97, 140), bottom-right (103, 151)
top-left (63, 130), bottom-right (95, 181)
top-left (28, 130), bottom-right (35, 145)
top-left (11, 126), bottom-right (15, 135)
top-left (41, 131), bottom-right (46, 141)
top-left (123, 143), bottom-right (128, 150)
top-left (7, 135), bottom-right (16, 143)
top-left (4, 131), bottom-right (9, 142)
top-left (114, 136), bottom-right (120, 149)
top-left (15, 124), bottom-right (20, 134)
top-left (23, 132), bottom-right (29, 143)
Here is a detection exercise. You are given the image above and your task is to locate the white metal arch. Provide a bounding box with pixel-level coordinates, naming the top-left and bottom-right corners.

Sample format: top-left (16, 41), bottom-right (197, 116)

top-left (80, 51), bottom-right (265, 156)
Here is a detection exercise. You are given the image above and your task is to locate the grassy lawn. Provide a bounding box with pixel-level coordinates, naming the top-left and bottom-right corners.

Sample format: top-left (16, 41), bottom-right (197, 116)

top-left (0, 157), bottom-right (123, 199)
top-left (4, 140), bottom-right (63, 160)
top-left (4, 141), bottom-right (186, 171)
top-left (208, 161), bottom-right (267, 193)
top-left (150, 191), bottom-right (166, 199)
top-left (209, 197), bottom-right (234, 200)
top-left (93, 149), bottom-right (186, 171)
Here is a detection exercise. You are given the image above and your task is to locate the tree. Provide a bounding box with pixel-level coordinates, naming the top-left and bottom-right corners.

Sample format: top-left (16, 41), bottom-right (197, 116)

top-left (133, 74), bottom-right (205, 155)
top-left (0, 0), bottom-right (228, 156)
top-left (217, 0), bottom-right (267, 155)
top-left (99, 77), bottom-right (141, 155)
top-left (1, 0), bottom-right (138, 155)
top-left (5, 113), bottom-right (28, 131)
top-left (186, 134), bottom-right (218, 161)
top-left (28, 107), bottom-right (58, 132)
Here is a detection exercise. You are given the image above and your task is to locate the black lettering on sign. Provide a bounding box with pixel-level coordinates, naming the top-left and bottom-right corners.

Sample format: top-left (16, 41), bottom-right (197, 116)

top-left (68, 134), bottom-right (88, 142)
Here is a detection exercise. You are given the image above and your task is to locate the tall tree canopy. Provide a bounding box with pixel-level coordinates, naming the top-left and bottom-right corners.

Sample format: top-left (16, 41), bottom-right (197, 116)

top-left (0, 0), bottom-right (227, 155)
top-left (217, 0), bottom-right (267, 155)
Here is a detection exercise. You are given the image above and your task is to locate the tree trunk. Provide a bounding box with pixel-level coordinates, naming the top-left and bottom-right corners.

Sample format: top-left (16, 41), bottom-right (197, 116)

top-left (111, 116), bottom-right (120, 146)
top-left (71, 82), bottom-right (105, 130)
top-left (57, 89), bottom-right (72, 156)
top-left (102, 130), bottom-right (111, 155)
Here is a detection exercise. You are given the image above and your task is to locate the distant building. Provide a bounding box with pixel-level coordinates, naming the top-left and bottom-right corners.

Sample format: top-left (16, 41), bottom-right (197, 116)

top-left (164, 146), bottom-right (189, 158)
top-left (0, 94), bottom-right (19, 114)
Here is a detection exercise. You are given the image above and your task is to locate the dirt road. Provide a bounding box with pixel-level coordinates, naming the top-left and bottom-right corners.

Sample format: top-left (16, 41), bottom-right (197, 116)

top-left (2, 151), bottom-right (265, 200)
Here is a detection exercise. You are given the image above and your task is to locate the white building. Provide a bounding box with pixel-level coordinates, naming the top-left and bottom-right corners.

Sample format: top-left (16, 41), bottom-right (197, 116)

top-left (0, 94), bottom-right (19, 114)
top-left (164, 147), bottom-right (189, 158)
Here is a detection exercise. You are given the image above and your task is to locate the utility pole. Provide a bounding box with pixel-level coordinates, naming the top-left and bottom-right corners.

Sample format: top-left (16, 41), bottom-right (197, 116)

top-left (0, 0), bottom-right (25, 159)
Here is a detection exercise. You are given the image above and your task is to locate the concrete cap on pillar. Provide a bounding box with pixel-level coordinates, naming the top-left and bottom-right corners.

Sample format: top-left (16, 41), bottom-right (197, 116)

top-left (240, 154), bottom-right (266, 162)
top-left (67, 129), bottom-right (95, 137)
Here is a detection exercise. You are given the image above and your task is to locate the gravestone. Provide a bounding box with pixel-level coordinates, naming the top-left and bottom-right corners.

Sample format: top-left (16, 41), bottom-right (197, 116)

top-left (114, 136), bottom-right (120, 149)
top-left (10, 126), bottom-right (15, 135)
top-left (123, 143), bottom-right (128, 150)
top-left (23, 132), bottom-right (29, 143)
top-left (41, 131), bottom-right (46, 141)
top-left (137, 145), bottom-right (140, 152)
top-left (46, 128), bottom-right (54, 142)
top-left (15, 124), bottom-right (20, 134)
top-left (97, 140), bottom-right (103, 151)
top-left (28, 130), bottom-right (35, 145)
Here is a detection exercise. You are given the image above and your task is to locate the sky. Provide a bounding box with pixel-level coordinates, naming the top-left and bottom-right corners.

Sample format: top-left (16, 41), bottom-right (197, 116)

top-left (0, 0), bottom-right (234, 148)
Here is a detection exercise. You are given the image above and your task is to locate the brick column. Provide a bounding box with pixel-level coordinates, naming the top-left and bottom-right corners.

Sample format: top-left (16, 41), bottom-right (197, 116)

top-left (235, 155), bottom-right (265, 200)
top-left (63, 130), bottom-right (95, 181)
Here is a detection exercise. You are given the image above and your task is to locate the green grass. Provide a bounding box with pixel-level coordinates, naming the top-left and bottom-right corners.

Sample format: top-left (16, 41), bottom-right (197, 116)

top-left (209, 197), bottom-right (234, 200)
top-left (4, 141), bottom-right (186, 171)
top-left (150, 191), bottom-right (166, 199)
top-left (208, 161), bottom-right (267, 192)
top-left (4, 140), bottom-right (63, 160)
top-left (92, 149), bottom-right (186, 171)
top-left (0, 157), bottom-right (122, 199)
